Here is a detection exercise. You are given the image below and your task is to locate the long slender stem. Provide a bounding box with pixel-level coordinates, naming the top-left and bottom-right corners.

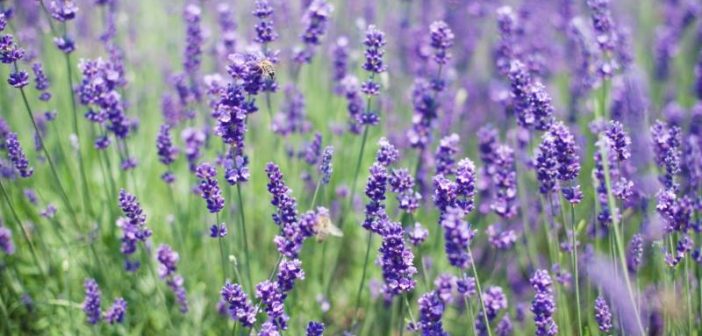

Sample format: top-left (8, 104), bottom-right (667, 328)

top-left (593, 81), bottom-right (645, 335)
top-left (310, 179), bottom-right (322, 209)
top-left (217, 213), bottom-right (228, 282)
top-left (569, 205), bottom-right (582, 335)
top-left (468, 251), bottom-right (493, 336)
top-left (144, 248), bottom-right (175, 330)
top-left (64, 52), bottom-right (94, 219)
top-left (235, 183), bottom-right (253, 294)
top-left (19, 87), bottom-right (79, 225)
top-left (350, 232), bottom-right (374, 329)
top-left (0, 180), bottom-right (45, 277)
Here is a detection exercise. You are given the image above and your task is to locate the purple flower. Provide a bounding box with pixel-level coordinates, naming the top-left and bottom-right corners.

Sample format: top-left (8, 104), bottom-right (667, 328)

top-left (103, 298), bottom-right (127, 324)
top-left (117, 190), bottom-right (152, 265)
top-left (8, 71), bottom-right (29, 88)
top-left (456, 275), bottom-right (476, 298)
top-left (253, 0), bottom-right (278, 44)
top-left (304, 132), bottom-right (322, 165)
top-left (435, 134), bottom-right (460, 176)
top-left (319, 146), bottom-right (334, 185)
top-left (495, 6), bottom-right (518, 76)
top-left (6, 132), bottom-right (33, 178)
top-left (156, 244), bottom-right (179, 279)
top-left (487, 225), bottom-right (518, 250)
top-left (256, 280), bottom-right (289, 331)
top-left (376, 137), bottom-right (399, 166)
top-left (407, 78), bottom-right (438, 149)
top-left (665, 234), bottom-right (693, 267)
top-left (306, 321), bottom-right (324, 336)
top-left (330, 37), bottom-right (349, 93)
top-left (209, 224), bottom-right (228, 238)
top-left (534, 133), bottom-right (558, 194)
top-left (429, 21), bottom-right (454, 65)
top-left (49, 1), bottom-right (78, 22)
top-left (266, 163), bottom-right (306, 258)
top-left (651, 120), bottom-right (681, 190)
top-left (416, 291), bottom-right (448, 336)
top-left (362, 25), bottom-right (387, 74)
top-left (530, 270), bottom-right (557, 336)
top-left (441, 207), bottom-right (475, 269)
top-left (54, 36), bottom-right (75, 54)
top-left (594, 295), bottom-right (613, 333)
top-left (195, 163), bottom-right (225, 213)
top-left (0, 226), bottom-right (15, 255)
top-left (0, 35), bottom-right (24, 64)
top-left (495, 315), bottom-right (513, 336)
top-left (491, 145), bottom-right (518, 219)
top-left (389, 168), bottom-right (420, 213)
top-left (626, 233), bottom-right (644, 273)
top-left (168, 275), bottom-right (189, 314)
top-left (77, 58), bottom-right (129, 139)
top-left (183, 4), bottom-right (203, 97)
top-left (294, 0), bottom-right (333, 63)
top-left (378, 221), bottom-right (417, 296)
top-left (156, 124), bottom-right (178, 166)
top-left (224, 153), bottom-right (250, 185)
top-left (82, 278), bottom-right (101, 325)
top-left (221, 282), bottom-right (257, 327)
top-left (507, 61), bottom-right (555, 131)
top-left (341, 76), bottom-right (364, 132)
top-left (549, 122), bottom-right (581, 182)
top-left (31, 63), bottom-right (51, 101)
top-left (273, 84), bottom-right (308, 135)
top-left (276, 258), bottom-right (305, 294)
top-left (407, 222), bottom-right (429, 246)
top-left (586, 0), bottom-right (616, 52)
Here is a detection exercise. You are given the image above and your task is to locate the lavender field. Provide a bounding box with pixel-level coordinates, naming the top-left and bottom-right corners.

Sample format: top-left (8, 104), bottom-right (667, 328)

top-left (0, 0), bottom-right (701, 335)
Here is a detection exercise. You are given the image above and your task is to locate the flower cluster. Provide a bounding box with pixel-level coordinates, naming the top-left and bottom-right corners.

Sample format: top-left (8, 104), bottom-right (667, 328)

top-left (361, 25), bottom-right (387, 97)
top-left (117, 189), bottom-right (152, 270)
top-left (594, 295), bottom-right (613, 333)
top-left (6, 132), bottom-right (32, 178)
top-left (294, 0), bottom-right (334, 64)
top-left (530, 270), bottom-right (557, 336)
top-left (156, 244), bottom-right (188, 313)
top-left (195, 163), bottom-right (225, 214)
top-left (78, 58), bottom-right (131, 148)
top-left (221, 282), bottom-right (257, 327)
top-left (507, 60), bottom-right (555, 131)
top-left (253, 0), bottom-right (278, 44)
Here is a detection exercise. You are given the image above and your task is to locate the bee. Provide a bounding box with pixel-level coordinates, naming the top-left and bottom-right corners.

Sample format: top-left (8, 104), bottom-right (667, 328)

top-left (314, 212), bottom-right (343, 242)
top-left (257, 59), bottom-right (276, 80)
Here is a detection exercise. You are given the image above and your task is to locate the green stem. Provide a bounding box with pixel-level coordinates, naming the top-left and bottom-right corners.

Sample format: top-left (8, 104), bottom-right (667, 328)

top-left (236, 183), bottom-right (253, 294)
top-left (310, 179), bottom-right (322, 209)
top-left (64, 52), bottom-right (94, 220)
top-left (144, 247), bottom-right (175, 330)
top-left (569, 205), bottom-right (582, 335)
top-left (19, 87), bottom-right (80, 226)
top-left (0, 180), bottom-right (45, 277)
top-left (350, 232), bottom-right (374, 329)
top-left (217, 213), bottom-right (229, 282)
top-left (594, 81), bottom-right (645, 335)
top-left (468, 251), bottom-right (493, 336)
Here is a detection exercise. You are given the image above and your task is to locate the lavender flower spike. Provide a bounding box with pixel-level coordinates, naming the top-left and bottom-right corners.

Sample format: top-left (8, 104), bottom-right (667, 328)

top-left (104, 298), bottom-right (127, 324)
top-left (195, 162), bottom-right (225, 213)
top-left (6, 132), bottom-right (33, 178)
top-left (82, 278), bottom-right (101, 325)
top-left (221, 282), bottom-right (257, 327)
top-left (530, 270), bottom-right (557, 336)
